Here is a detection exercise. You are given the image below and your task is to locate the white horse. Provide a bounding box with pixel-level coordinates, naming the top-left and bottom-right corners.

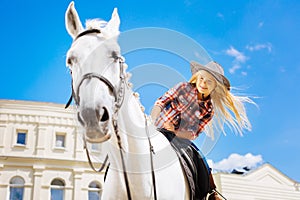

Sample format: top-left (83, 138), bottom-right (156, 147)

top-left (65, 2), bottom-right (190, 199)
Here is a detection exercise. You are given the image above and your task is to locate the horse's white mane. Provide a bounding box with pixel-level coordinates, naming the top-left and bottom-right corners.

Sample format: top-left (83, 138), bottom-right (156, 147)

top-left (85, 19), bottom-right (107, 30)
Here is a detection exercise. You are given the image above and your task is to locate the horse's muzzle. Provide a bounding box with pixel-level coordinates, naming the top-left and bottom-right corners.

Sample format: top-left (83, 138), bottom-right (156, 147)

top-left (78, 107), bottom-right (112, 143)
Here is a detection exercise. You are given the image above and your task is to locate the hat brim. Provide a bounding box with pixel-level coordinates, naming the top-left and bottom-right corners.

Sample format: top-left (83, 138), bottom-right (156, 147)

top-left (190, 61), bottom-right (231, 90)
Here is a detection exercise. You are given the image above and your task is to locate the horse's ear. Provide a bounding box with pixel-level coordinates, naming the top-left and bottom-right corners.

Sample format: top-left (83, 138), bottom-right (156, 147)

top-left (65, 1), bottom-right (84, 39)
top-left (102, 8), bottom-right (120, 38)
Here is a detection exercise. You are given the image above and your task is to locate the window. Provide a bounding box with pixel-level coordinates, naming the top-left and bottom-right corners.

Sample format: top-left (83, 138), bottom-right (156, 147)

top-left (16, 130), bottom-right (27, 145)
top-left (50, 179), bottom-right (65, 200)
top-left (9, 176), bottom-right (25, 200)
top-left (55, 133), bottom-right (65, 148)
top-left (88, 181), bottom-right (102, 200)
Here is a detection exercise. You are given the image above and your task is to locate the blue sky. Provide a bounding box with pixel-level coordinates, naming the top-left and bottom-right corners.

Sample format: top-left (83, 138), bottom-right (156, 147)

top-left (1, 0), bottom-right (300, 181)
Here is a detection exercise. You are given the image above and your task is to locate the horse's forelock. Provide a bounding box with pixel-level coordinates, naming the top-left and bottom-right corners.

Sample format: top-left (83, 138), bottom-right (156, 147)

top-left (85, 19), bottom-right (107, 30)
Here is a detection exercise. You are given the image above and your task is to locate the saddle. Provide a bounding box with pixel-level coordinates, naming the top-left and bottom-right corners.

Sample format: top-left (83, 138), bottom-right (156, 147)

top-left (159, 128), bottom-right (212, 200)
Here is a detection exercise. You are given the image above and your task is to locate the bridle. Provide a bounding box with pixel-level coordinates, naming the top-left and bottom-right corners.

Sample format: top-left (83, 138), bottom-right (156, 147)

top-left (65, 29), bottom-right (122, 109)
top-left (65, 29), bottom-right (157, 200)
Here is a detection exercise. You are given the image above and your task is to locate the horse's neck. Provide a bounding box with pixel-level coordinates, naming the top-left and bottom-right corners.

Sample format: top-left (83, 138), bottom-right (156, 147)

top-left (107, 84), bottom-right (156, 171)
top-left (118, 85), bottom-right (151, 153)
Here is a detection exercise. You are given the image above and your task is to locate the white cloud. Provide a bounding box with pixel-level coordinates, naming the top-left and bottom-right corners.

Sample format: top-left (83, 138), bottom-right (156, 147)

top-left (279, 66), bottom-right (286, 73)
top-left (258, 21), bottom-right (264, 28)
top-left (225, 46), bottom-right (250, 75)
top-left (246, 43), bottom-right (272, 53)
top-left (217, 12), bottom-right (224, 20)
top-left (226, 46), bottom-right (248, 63)
top-left (241, 71), bottom-right (248, 76)
top-left (209, 153), bottom-right (264, 172)
top-left (229, 64), bottom-right (241, 74)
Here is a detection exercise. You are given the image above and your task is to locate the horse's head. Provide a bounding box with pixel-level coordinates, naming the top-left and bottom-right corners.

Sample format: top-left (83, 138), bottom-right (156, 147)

top-left (65, 2), bottom-right (123, 143)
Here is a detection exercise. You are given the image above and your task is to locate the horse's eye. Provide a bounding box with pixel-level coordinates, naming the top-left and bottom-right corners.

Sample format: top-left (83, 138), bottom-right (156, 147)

top-left (67, 57), bottom-right (73, 66)
top-left (67, 56), bottom-right (77, 66)
top-left (111, 51), bottom-right (119, 61)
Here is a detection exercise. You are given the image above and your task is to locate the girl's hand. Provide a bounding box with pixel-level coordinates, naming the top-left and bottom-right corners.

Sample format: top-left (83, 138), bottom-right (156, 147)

top-left (175, 130), bottom-right (196, 140)
top-left (163, 121), bottom-right (175, 132)
top-left (163, 122), bottom-right (196, 140)
top-left (150, 105), bottom-right (162, 122)
top-left (208, 191), bottom-right (222, 200)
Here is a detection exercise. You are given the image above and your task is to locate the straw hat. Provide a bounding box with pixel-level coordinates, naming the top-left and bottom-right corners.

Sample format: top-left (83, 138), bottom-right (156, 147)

top-left (190, 61), bottom-right (230, 90)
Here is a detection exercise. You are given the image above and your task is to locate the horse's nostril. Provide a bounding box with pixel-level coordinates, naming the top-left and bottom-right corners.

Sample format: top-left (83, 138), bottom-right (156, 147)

top-left (100, 107), bottom-right (109, 122)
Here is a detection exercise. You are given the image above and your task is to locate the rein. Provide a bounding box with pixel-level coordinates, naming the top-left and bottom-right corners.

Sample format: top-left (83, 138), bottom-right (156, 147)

top-left (144, 114), bottom-right (157, 200)
top-left (65, 29), bottom-right (157, 200)
top-left (83, 137), bottom-right (109, 173)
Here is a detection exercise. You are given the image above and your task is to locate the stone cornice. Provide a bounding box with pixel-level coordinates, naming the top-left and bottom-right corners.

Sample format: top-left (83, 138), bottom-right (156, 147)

top-left (0, 99), bottom-right (78, 126)
top-left (0, 155), bottom-right (102, 167)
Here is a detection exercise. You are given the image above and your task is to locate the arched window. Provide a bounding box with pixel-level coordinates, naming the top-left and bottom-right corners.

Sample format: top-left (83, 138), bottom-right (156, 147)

top-left (9, 176), bottom-right (25, 200)
top-left (50, 179), bottom-right (65, 200)
top-left (88, 181), bottom-right (102, 200)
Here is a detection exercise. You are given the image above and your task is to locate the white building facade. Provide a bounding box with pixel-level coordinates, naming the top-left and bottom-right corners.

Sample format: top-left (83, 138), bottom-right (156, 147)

top-left (0, 100), bottom-right (105, 200)
top-left (213, 164), bottom-right (300, 200)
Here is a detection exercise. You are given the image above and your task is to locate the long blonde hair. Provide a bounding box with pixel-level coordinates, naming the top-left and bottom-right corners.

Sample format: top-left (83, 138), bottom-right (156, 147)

top-left (190, 71), bottom-right (255, 139)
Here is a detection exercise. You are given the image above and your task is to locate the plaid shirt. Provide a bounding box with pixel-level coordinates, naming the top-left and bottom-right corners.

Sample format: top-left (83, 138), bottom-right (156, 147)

top-left (154, 82), bottom-right (214, 137)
